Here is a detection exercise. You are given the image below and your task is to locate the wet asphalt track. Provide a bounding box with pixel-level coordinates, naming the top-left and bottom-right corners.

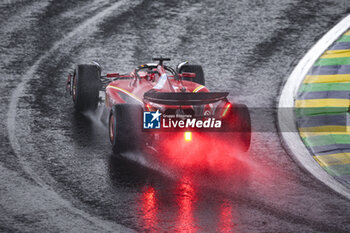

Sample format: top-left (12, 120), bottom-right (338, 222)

top-left (1, 0), bottom-right (350, 232)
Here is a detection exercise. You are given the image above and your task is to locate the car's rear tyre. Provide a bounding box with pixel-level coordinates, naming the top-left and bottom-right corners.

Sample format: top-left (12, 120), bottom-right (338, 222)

top-left (109, 104), bottom-right (142, 154)
top-left (234, 104), bottom-right (251, 152)
top-left (218, 103), bottom-right (251, 152)
top-left (179, 64), bottom-right (205, 85)
top-left (72, 64), bottom-right (100, 112)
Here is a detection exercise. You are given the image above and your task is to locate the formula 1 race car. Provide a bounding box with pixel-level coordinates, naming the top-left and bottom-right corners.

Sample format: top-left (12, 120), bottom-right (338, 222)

top-left (66, 58), bottom-right (251, 154)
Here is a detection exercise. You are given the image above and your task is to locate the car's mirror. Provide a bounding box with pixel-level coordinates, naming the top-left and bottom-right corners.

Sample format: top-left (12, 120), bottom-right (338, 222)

top-left (181, 72), bottom-right (196, 78)
top-left (106, 73), bottom-right (119, 77)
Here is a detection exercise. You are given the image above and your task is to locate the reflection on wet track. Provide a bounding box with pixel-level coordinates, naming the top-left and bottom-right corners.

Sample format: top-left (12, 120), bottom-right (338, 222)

top-left (175, 177), bottom-right (197, 233)
top-left (1, 0), bottom-right (350, 232)
top-left (139, 185), bottom-right (157, 231)
top-left (136, 172), bottom-right (236, 232)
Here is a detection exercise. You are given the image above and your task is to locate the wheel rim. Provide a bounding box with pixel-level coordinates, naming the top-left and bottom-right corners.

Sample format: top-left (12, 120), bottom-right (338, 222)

top-left (109, 114), bottom-right (115, 143)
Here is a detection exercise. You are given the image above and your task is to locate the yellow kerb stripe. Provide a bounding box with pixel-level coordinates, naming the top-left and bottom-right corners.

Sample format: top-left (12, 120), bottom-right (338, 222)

top-left (295, 99), bottom-right (350, 108)
top-left (193, 85), bottom-right (205, 93)
top-left (299, 126), bottom-right (350, 138)
top-left (320, 49), bottom-right (350, 58)
top-left (106, 85), bottom-right (143, 104)
top-left (303, 74), bottom-right (350, 83)
top-left (345, 30), bottom-right (350, 35)
top-left (314, 153), bottom-right (350, 167)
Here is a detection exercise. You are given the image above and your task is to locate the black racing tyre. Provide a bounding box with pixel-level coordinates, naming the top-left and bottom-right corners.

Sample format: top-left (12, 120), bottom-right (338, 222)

top-left (109, 104), bottom-right (142, 154)
top-left (234, 104), bottom-right (251, 152)
top-left (72, 64), bottom-right (100, 111)
top-left (179, 64), bottom-right (205, 85)
top-left (218, 103), bottom-right (251, 152)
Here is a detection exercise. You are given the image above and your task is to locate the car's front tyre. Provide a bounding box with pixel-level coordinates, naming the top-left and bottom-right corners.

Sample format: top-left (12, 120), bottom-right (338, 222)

top-left (72, 64), bottom-right (100, 112)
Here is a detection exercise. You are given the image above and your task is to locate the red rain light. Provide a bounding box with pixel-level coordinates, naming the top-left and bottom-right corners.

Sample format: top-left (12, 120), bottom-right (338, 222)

top-left (184, 131), bottom-right (192, 141)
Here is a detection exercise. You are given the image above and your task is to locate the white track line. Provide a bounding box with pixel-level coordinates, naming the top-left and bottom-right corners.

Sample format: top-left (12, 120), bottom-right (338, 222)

top-left (278, 15), bottom-right (350, 199)
top-left (6, 0), bottom-right (140, 231)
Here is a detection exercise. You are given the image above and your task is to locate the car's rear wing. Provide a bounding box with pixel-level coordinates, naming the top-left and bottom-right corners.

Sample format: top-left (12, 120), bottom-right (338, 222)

top-left (143, 92), bottom-right (229, 105)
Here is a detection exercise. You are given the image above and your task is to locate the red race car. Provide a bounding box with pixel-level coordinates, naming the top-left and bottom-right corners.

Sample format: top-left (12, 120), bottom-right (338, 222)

top-left (66, 58), bottom-right (251, 154)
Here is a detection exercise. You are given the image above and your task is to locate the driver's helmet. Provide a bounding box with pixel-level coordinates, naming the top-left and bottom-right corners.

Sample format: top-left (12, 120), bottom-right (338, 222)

top-left (148, 68), bottom-right (159, 81)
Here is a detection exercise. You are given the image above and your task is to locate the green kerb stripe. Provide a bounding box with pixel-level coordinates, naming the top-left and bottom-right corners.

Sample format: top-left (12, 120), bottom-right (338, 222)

top-left (299, 83), bottom-right (350, 92)
top-left (337, 35), bottom-right (350, 42)
top-left (302, 134), bottom-right (350, 147)
top-left (324, 163), bottom-right (350, 176)
top-left (314, 57), bottom-right (350, 66)
top-left (295, 107), bottom-right (348, 117)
